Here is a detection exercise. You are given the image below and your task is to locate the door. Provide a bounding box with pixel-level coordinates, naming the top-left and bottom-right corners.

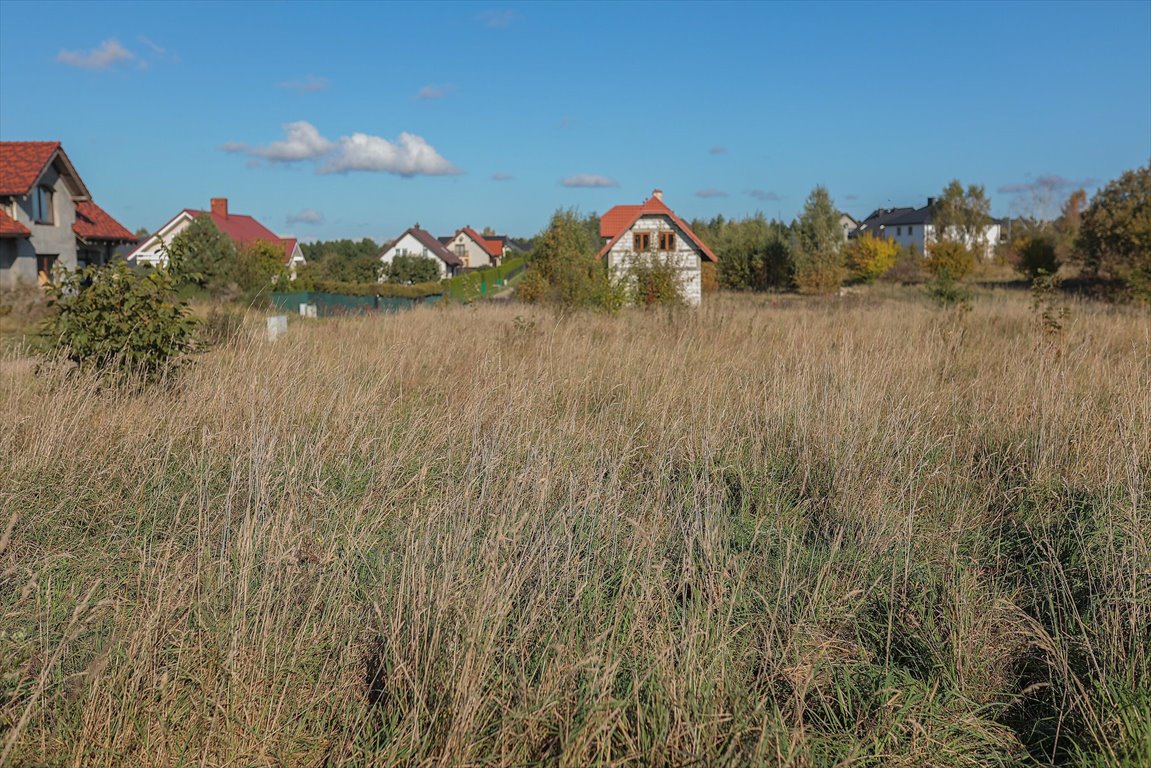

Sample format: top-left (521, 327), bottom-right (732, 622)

top-left (37, 254), bottom-right (58, 286)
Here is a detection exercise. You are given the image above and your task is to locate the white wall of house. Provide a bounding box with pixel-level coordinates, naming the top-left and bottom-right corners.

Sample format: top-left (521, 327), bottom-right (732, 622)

top-left (444, 231), bottom-right (493, 268)
top-left (883, 223), bottom-right (1002, 259)
top-left (127, 212), bottom-right (195, 267)
top-left (605, 214), bottom-right (704, 306)
top-left (379, 232), bottom-right (449, 279)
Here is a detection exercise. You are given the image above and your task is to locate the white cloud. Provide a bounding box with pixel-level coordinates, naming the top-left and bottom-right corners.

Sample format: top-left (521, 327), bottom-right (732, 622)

top-left (57, 39), bottom-right (135, 70)
top-left (281, 75), bottom-right (329, 93)
top-left (491, 172), bottom-right (515, 181)
top-left (696, 188), bottom-right (729, 198)
top-left (416, 84), bottom-right (455, 100)
top-left (225, 121), bottom-right (334, 162)
top-left (562, 174), bottom-right (618, 188)
top-left (287, 208), bottom-right (324, 226)
top-left (322, 132), bottom-right (459, 176)
top-left (224, 121), bottom-right (459, 177)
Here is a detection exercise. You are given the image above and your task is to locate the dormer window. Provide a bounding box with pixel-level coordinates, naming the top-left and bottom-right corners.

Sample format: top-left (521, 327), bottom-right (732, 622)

top-left (32, 185), bottom-right (54, 224)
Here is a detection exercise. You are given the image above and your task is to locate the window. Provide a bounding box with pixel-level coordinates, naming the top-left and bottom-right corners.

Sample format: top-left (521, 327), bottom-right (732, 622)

top-left (659, 231), bottom-right (676, 251)
top-left (633, 232), bottom-right (651, 251)
top-left (455, 243), bottom-right (467, 260)
top-left (896, 226), bottom-right (902, 236)
top-left (32, 186), bottom-right (54, 224)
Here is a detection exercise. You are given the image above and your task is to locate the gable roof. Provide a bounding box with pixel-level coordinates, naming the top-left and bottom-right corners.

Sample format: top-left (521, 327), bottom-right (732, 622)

top-left (596, 192), bottom-right (718, 262)
top-left (184, 207), bottom-right (299, 263)
top-left (73, 201), bottom-right (136, 242)
top-left (455, 226), bottom-right (505, 259)
top-left (385, 225), bottom-right (462, 266)
top-left (0, 141), bottom-right (90, 199)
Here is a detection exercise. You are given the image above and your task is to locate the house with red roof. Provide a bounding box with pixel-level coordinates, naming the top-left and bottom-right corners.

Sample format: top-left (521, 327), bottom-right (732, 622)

top-left (598, 189), bottom-right (718, 305)
top-left (441, 226), bottom-right (507, 269)
top-left (0, 141), bottom-right (137, 288)
top-left (378, 224), bottom-right (463, 279)
top-left (127, 198), bottom-right (306, 274)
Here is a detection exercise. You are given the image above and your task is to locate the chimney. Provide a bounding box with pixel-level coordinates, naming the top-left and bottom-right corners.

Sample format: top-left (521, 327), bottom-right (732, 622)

top-left (652, 189), bottom-right (663, 201)
top-left (927, 197), bottom-right (936, 208)
top-left (210, 198), bottom-right (228, 219)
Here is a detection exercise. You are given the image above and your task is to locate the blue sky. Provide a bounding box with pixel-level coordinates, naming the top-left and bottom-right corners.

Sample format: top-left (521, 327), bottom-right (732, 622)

top-left (1, 0), bottom-right (1148, 242)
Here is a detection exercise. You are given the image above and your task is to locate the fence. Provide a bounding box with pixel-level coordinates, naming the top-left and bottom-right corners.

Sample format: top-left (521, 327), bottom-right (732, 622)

top-left (444, 257), bottom-right (528, 302)
top-left (270, 291), bottom-right (442, 318)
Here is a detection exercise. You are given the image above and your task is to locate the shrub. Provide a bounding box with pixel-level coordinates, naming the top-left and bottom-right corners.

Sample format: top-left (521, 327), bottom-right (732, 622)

top-left (514, 269), bottom-right (548, 304)
top-left (385, 254), bottom-right (439, 284)
top-left (234, 240), bottom-right (288, 294)
top-left (700, 261), bottom-right (718, 295)
top-left (925, 239), bottom-right (976, 282)
top-left (794, 262), bottom-right (848, 294)
top-left (627, 254), bottom-right (686, 307)
top-left (42, 264), bottom-right (197, 380)
top-left (845, 233), bottom-right (899, 282)
top-left (1014, 235), bottom-right (1060, 281)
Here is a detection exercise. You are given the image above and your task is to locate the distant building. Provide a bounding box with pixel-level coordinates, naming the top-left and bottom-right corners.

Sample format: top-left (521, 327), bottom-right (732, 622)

top-left (0, 141), bottom-right (135, 288)
top-left (441, 226), bottom-right (506, 269)
top-left (861, 198), bottom-right (1005, 259)
top-left (598, 189), bottom-right (718, 306)
top-left (128, 197), bottom-right (306, 273)
top-left (378, 224), bottom-right (462, 279)
top-left (838, 212), bottom-right (859, 240)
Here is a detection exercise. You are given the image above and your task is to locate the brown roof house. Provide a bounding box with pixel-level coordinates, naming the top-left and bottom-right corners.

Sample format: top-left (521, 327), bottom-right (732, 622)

top-left (378, 224), bottom-right (463, 278)
top-left (0, 141), bottom-right (135, 288)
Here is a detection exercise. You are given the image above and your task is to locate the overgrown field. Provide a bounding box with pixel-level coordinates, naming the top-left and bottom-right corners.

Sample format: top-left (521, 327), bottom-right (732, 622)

top-left (1, 291), bottom-right (1148, 766)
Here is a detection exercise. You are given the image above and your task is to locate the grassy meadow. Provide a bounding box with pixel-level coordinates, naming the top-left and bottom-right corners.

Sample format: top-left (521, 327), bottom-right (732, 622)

top-left (1, 288), bottom-right (1149, 766)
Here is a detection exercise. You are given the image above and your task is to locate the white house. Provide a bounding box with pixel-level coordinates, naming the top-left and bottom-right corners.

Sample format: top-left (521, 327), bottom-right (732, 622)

top-left (441, 226), bottom-right (505, 269)
top-left (128, 198), bottom-right (305, 273)
top-left (597, 189), bottom-right (718, 306)
top-left (838, 212), bottom-right (858, 240)
top-left (856, 198), bottom-right (1005, 259)
top-left (378, 224), bottom-right (462, 279)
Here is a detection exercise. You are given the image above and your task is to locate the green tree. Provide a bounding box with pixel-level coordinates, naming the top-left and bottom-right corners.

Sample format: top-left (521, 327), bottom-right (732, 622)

top-left (529, 209), bottom-right (608, 308)
top-left (792, 186), bottom-right (846, 294)
top-left (1074, 164), bottom-right (1151, 298)
top-left (930, 180), bottom-right (992, 255)
top-left (693, 214), bottom-right (792, 291)
top-left (233, 240), bottom-right (288, 294)
top-left (1014, 235), bottom-right (1060, 281)
top-left (42, 264), bottom-right (197, 381)
top-left (166, 215), bottom-right (237, 292)
top-left (299, 238), bottom-right (381, 283)
top-left (386, 254), bottom-right (441, 284)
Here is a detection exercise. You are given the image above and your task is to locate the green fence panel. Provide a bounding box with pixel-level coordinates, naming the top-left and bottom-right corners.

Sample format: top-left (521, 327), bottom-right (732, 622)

top-left (271, 291), bottom-right (443, 317)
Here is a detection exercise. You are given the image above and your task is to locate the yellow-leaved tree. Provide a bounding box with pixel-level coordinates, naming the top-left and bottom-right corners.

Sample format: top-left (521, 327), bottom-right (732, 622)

top-left (844, 233), bottom-right (898, 282)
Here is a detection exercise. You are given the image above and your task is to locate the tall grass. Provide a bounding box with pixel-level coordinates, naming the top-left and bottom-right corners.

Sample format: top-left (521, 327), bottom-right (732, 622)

top-left (1, 290), bottom-right (1148, 766)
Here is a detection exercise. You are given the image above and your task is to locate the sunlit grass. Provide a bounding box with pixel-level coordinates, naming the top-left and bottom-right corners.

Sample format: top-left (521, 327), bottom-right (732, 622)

top-left (1, 289), bottom-right (1148, 766)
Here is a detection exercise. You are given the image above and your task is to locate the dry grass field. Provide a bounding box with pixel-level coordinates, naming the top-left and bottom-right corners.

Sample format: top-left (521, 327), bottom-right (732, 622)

top-left (1, 289), bottom-right (1149, 767)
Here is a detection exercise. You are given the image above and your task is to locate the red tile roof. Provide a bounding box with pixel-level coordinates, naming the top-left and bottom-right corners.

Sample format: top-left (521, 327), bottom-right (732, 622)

top-left (278, 237), bottom-right (299, 264)
top-left (0, 209), bottom-right (31, 238)
top-left (185, 208), bottom-right (297, 263)
top-left (73, 200), bottom-right (135, 242)
top-left (600, 205), bottom-right (641, 240)
top-left (597, 193), bottom-right (718, 262)
top-left (459, 226), bottom-right (505, 259)
top-left (0, 142), bottom-right (61, 196)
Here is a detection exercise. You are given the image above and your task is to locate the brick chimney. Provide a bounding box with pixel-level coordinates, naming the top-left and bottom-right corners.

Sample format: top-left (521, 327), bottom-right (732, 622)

top-left (210, 198), bottom-right (229, 219)
top-left (652, 189), bottom-right (663, 201)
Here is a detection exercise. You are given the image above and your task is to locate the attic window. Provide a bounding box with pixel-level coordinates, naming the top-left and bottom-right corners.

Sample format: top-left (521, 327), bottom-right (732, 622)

top-left (633, 232), bottom-right (651, 251)
top-left (659, 231), bottom-right (676, 251)
top-left (32, 186), bottom-right (54, 225)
